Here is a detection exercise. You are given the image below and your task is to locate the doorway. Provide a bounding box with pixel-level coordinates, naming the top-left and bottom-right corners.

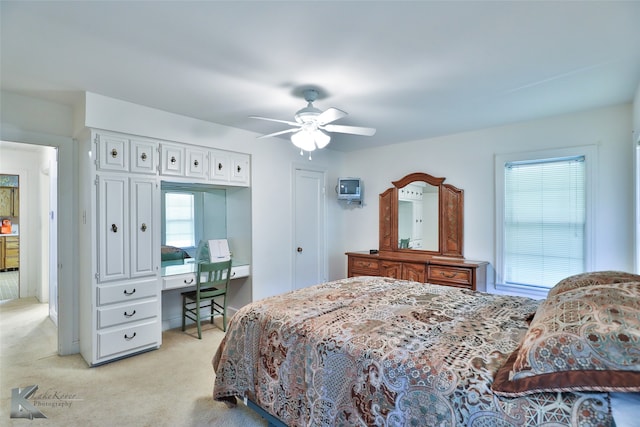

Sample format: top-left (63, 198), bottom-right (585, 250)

top-left (0, 143), bottom-right (57, 314)
top-left (293, 167), bottom-right (326, 290)
top-left (0, 174), bottom-right (20, 301)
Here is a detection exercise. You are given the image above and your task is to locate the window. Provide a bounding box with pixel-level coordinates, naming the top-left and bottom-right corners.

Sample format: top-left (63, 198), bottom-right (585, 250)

top-left (164, 192), bottom-right (195, 247)
top-left (496, 147), bottom-right (595, 293)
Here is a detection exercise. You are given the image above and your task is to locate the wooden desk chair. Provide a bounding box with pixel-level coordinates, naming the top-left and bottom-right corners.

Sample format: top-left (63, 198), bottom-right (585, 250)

top-left (181, 259), bottom-right (232, 339)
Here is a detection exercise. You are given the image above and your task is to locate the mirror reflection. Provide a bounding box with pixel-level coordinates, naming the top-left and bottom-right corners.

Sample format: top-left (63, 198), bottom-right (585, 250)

top-left (397, 181), bottom-right (439, 251)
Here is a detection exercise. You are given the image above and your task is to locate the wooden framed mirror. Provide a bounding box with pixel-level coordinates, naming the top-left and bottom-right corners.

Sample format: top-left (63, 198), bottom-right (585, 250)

top-left (379, 172), bottom-right (464, 257)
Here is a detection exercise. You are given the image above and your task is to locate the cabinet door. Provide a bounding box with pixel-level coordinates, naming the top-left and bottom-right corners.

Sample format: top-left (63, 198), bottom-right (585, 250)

top-left (12, 188), bottom-right (18, 217)
top-left (130, 139), bottom-right (158, 174)
top-left (209, 150), bottom-right (230, 182)
top-left (0, 188), bottom-right (12, 217)
top-left (130, 178), bottom-right (157, 278)
top-left (186, 147), bottom-right (207, 179)
top-left (97, 133), bottom-right (128, 172)
top-left (229, 153), bottom-right (250, 185)
top-left (0, 238), bottom-right (4, 270)
top-left (402, 262), bottom-right (426, 282)
top-left (98, 175), bottom-right (129, 282)
top-left (380, 261), bottom-right (402, 279)
top-left (160, 145), bottom-right (185, 176)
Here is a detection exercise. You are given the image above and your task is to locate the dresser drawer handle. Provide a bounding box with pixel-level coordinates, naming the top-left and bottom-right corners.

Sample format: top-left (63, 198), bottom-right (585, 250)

top-left (124, 310), bottom-right (136, 318)
top-left (124, 332), bottom-right (137, 341)
top-left (123, 288), bottom-right (136, 296)
top-left (111, 148), bottom-right (118, 158)
top-left (184, 278), bottom-right (194, 285)
top-left (440, 271), bottom-right (456, 278)
top-left (140, 152), bottom-right (147, 161)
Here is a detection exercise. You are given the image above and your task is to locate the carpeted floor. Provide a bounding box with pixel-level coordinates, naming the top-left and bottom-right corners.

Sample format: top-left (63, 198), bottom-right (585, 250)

top-left (0, 297), bottom-right (267, 427)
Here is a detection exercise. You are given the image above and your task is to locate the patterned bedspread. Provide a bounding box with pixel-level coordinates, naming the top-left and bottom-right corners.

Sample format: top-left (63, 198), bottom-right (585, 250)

top-left (213, 276), bottom-right (612, 426)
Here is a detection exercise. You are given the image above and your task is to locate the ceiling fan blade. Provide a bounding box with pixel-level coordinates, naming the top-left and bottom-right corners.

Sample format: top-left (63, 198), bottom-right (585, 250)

top-left (317, 107), bottom-right (347, 125)
top-left (257, 128), bottom-right (299, 139)
top-left (249, 116), bottom-right (300, 127)
top-left (323, 124), bottom-right (377, 136)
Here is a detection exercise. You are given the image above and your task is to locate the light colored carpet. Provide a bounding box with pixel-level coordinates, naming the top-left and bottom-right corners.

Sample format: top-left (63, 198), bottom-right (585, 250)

top-left (0, 297), bottom-right (267, 427)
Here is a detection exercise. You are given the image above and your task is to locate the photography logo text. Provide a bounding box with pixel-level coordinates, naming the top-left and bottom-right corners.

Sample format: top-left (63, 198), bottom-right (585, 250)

top-left (11, 385), bottom-right (82, 419)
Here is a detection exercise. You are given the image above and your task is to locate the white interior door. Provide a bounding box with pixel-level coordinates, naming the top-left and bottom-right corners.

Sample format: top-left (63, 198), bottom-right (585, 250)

top-left (293, 168), bottom-right (326, 290)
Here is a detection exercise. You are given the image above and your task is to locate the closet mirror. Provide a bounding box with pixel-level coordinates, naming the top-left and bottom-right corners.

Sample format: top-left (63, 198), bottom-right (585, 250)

top-left (379, 172), bottom-right (464, 258)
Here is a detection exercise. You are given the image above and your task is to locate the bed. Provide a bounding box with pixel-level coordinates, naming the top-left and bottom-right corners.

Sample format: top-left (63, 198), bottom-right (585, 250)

top-left (212, 272), bottom-right (640, 426)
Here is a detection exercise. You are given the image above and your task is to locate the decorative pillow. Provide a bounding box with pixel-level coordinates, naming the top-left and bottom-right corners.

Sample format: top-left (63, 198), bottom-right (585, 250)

top-left (492, 282), bottom-right (640, 396)
top-left (547, 270), bottom-right (640, 298)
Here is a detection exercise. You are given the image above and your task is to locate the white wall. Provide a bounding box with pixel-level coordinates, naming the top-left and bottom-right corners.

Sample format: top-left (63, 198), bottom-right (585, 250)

top-left (340, 104), bottom-right (635, 289)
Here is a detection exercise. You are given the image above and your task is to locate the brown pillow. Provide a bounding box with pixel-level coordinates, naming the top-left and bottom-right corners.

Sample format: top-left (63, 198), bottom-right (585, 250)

top-left (492, 281), bottom-right (640, 396)
top-left (547, 271), bottom-right (640, 298)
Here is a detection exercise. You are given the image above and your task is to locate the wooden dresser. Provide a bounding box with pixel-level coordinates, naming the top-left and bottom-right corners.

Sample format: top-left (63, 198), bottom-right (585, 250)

top-left (347, 251), bottom-right (487, 291)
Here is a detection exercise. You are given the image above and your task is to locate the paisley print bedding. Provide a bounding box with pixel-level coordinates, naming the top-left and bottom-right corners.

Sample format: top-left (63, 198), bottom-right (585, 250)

top-left (212, 276), bottom-right (613, 426)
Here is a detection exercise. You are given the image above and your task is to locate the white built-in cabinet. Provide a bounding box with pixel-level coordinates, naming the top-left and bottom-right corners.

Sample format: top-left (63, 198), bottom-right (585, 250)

top-left (160, 142), bottom-right (250, 186)
top-left (80, 129), bottom-right (251, 366)
top-left (80, 130), bottom-right (162, 366)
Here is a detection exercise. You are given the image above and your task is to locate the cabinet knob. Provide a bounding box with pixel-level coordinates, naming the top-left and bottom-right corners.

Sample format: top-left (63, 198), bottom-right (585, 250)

top-left (170, 156), bottom-right (176, 164)
top-left (140, 223), bottom-right (147, 232)
top-left (140, 152), bottom-right (147, 161)
top-left (297, 247), bottom-right (303, 253)
top-left (193, 159), bottom-right (199, 167)
top-left (218, 162), bottom-right (223, 171)
top-left (237, 165), bottom-right (242, 173)
top-left (111, 148), bottom-right (118, 158)
top-left (111, 223), bottom-right (118, 233)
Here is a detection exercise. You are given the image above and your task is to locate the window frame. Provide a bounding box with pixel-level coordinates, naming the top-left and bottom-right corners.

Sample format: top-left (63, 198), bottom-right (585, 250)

top-left (162, 190), bottom-right (204, 249)
top-left (495, 145), bottom-right (597, 297)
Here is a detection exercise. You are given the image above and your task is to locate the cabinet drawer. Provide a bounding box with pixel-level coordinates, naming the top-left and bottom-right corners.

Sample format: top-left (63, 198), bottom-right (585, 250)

top-left (427, 265), bottom-right (472, 288)
top-left (97, 279), bottom-right (158, 306)
top-left (5, 237), bottom-right (19, 248)
top-left (97, 319), bottom-right (159, 359)
top-left (350, 257), bottom-right (380, 275)
top-left (162, 272), bottom-right (197, 290)
top-left (98, 299), bottom-right (158, 329)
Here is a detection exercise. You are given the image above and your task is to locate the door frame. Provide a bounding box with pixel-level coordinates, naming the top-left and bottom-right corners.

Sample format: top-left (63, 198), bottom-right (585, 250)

top-left (0, 129), bottom-right (78, 355)
top-left (291, 163), bottom-right (327, 290)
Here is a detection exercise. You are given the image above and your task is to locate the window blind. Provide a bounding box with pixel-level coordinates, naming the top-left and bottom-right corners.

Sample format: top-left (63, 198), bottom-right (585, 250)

top-left (165, 192), bottom-right (195, 247)
top-left (503, 156), bottom-right (585, 289)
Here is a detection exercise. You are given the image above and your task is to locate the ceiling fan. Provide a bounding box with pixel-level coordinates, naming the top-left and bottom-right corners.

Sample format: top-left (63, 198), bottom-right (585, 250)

top-left (250, 89), bottom-right (376, 154)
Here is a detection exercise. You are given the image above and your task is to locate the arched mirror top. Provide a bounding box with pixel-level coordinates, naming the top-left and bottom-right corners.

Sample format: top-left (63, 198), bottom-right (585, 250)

top-left (379, 172), bottom-right (464, 258)
top-left (392, 172), bottom-right (445, 189)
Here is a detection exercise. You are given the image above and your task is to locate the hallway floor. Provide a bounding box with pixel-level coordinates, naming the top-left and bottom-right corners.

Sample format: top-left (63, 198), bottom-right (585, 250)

top-left (0, 270), bottom-right (18, 301)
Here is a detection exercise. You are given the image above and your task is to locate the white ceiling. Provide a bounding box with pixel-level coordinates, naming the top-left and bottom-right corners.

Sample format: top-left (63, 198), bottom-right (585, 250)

top-left (2, 1), bottom-right (640, 152)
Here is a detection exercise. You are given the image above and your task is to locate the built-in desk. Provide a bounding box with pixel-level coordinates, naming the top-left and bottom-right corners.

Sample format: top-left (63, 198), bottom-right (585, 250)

top-left (161, 259), bottom-right (250, 291)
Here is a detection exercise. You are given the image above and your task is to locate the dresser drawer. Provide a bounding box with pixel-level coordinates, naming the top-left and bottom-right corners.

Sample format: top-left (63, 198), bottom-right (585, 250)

top-left (98, 299), bottom-right (158, 329)
top-left (97, 319), bottom-right (159, 359)
top-left (427, 265), bottom-right (472, 288)
top-left (97, 278), bottom-right (158, 306)
top-left (349, 257), bottom-right (380, 275)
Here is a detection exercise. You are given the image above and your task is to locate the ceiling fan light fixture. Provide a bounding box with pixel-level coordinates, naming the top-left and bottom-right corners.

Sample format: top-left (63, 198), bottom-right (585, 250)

top-left (291, 130), bottom-right (316, 152)
top-left (314, 130), bottom-right (331, 149)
